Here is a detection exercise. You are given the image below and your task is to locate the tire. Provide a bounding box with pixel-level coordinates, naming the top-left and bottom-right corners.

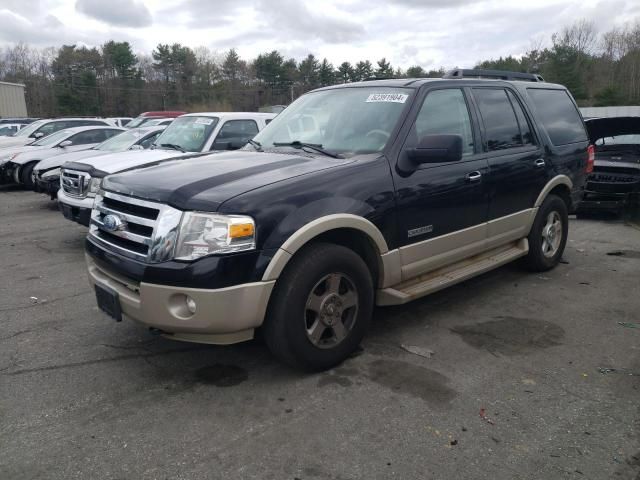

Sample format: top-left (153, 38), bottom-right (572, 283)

top-left (263, 242), bottom-right (374, 371)
top-left (19, 162), bottom-right (37, 188)
top-left (522, 194), bottom-right (568, 272)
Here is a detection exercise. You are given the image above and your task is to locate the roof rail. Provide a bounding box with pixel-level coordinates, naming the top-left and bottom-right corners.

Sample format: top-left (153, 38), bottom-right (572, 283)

top-left (443, 68), bottom-right (544, 82)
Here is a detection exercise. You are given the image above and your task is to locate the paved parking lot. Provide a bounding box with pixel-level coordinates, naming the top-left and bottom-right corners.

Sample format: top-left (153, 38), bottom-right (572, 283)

top-left (1, 185), bottom-right (639, 480)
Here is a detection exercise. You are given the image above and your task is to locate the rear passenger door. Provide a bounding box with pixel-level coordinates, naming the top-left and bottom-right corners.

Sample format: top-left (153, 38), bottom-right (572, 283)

top-left (210, 120), bottom-right (259, 151)
top-left (471, 87), bottom-right (549, 244)
top-left (393, 87), bottom-right (489, 280)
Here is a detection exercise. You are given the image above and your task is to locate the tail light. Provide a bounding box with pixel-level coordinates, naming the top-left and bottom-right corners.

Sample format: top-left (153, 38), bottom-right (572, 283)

top-left (586, 145), bottom-right (595, 173)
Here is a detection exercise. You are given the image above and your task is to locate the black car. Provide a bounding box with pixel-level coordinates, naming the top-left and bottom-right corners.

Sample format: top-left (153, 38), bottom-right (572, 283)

top-left (84, 69), bottom-right (590, 371)
top-left (578, 116), bottom-right (640, 213)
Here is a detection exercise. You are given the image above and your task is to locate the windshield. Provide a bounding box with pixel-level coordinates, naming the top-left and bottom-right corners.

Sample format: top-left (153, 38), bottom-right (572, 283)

top-left (253, 87), bottom-right (412, 156)
top-left (32, 130), bottom-right (70, 146)
top-left (13, 119), bottom-right (47, 138)
top-left (96, 130), bottom-right (141, 152)
top-left (126, 116), bottom-right (149, 128)
top-left (596, 134), bottom-right (640, 146)
top-left (153, 116), bottom-right (218, 152)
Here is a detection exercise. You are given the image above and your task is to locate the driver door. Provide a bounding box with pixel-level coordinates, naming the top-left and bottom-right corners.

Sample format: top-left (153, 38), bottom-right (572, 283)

top-left (391, 87), bottom-right (489, 280)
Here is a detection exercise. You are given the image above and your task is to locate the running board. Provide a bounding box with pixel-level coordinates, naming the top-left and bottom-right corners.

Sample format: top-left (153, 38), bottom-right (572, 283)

top-left (376, 239), bottom-right (529, 306)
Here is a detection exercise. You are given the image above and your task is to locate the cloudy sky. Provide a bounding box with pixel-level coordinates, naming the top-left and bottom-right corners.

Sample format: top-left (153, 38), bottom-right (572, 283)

top-left (0, 0), bottom-right (639, 68)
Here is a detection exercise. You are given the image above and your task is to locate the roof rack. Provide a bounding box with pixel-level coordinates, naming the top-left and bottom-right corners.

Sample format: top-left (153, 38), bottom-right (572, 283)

top-left (443, 68), bottom-right (544, 82)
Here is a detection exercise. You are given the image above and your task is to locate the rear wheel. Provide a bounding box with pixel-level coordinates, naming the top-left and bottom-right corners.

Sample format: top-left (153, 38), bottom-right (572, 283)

top-left (263, 242), bottom-right (374, 371)
top-left (523, 194), bottom-right (568, 271)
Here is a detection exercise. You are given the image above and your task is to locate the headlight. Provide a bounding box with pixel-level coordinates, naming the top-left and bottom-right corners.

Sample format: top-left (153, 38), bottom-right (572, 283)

top-left (0, 153), bottom-right (16, 165)
top-left (174, 213), bottom-right (256, 260)
top-left (88, 177), bottom-right (103, 196)
top-left (41, 168), bottom-right (61, 179)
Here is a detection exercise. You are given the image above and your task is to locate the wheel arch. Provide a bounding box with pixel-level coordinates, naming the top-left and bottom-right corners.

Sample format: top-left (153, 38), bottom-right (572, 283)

top-left (261, 214), bottom-right (395, 288)
top-left (534, 175), bottom-right (572, 209)
top-left (15, 159), bottom-right (40, 184)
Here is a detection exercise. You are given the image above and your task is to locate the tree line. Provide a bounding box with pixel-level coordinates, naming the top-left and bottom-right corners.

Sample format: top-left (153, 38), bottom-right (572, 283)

top-left (0, 19), bottom-right (639, 117)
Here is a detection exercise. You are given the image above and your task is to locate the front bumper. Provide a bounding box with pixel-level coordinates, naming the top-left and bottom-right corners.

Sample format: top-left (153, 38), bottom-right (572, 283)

top-left (35, 176), bottom-right (60, 197)
top-left (57, 189), bottom-right (94, 226)
top-left (86, 255), bottom-right (275, 344)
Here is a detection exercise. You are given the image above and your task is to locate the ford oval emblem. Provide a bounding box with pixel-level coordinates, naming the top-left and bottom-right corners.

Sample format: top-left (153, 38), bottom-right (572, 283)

top-left (103, 214), bottom-right (124, 232)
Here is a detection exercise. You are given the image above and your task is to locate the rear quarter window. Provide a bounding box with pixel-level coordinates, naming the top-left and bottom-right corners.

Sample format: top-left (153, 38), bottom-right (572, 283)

top-left (527, 88), bottom-right (587, 146)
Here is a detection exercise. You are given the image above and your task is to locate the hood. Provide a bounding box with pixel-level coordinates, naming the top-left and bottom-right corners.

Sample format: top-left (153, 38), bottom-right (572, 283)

top-left (65, 149), bottom-right (186, 175)
top-left (102, 150), bottom-right (354, 211)
top-left (0, 136), bottom-right (33, 149)
top-left (585, 117), bottom-right (640, 142)
top-left (34, 148), bottom-right (107, 172)
top-left (0, 144), bottom-right (49, 164)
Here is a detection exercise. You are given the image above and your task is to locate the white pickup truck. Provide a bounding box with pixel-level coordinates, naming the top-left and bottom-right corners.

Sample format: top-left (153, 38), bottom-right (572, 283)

top-left (57, 112), bottom-right (276, 226)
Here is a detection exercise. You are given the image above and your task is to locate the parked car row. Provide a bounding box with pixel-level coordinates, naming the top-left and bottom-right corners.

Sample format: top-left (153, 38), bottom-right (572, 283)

top-left (0, 72), bottom-right (600, 370)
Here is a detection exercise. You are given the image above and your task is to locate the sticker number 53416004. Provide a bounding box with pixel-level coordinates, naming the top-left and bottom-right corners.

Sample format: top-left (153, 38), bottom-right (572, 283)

top-left (366, 93), bottom-right (409, 103)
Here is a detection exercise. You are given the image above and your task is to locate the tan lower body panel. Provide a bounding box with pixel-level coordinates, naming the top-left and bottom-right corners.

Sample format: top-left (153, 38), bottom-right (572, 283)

top-left (87, 255), bottom-right (275, 344)
top-left (377, 238), bottom-right (529, 306)
top-left (378, 209), bottom-right (535, 306)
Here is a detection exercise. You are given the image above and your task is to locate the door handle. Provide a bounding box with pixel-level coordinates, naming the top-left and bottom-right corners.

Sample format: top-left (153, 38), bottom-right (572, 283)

top-left (534, 158), bottom-right (546, 167)
top-left (466, 171), bottom-right (482, 182)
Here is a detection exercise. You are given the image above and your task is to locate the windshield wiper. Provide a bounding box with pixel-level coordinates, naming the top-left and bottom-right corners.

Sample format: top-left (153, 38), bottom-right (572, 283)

top-left (247, 139), bottom-right (263, 151)
top-left (273, 141), bottom-right (342, 159)
top-left (159, 143), bottom-right (186, 153)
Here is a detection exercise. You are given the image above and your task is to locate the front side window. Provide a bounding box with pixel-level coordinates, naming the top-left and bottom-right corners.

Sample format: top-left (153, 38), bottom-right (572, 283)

top-left (211, 120), bottom-right (259, 150)
top-left (68, 129), bottom-right (110, 145)
top-left (154, 116), bottom-right (219, 152)
top-left (409, 88), bottom-right (475, 156)
top-left (253, 87), bottom-right (413, 156)
top-left (473, 88), bottom-right (523, 151)
top-left (37, 122), bottom-right (66, 137)
top-left (32, 130), bottom-right (70, 146)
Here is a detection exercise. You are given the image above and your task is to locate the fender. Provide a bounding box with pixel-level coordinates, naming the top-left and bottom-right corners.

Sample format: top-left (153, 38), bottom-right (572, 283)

top-left (534, 174), bottom-right (572, 208)
top-left (262, 213), bottom-right (393, 284)
top-left (520, 174), bottom-right (573, 233)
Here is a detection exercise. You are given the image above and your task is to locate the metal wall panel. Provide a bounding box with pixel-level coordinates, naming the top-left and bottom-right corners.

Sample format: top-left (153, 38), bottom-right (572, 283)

top-left (0, 81), bottom-right (28, 117)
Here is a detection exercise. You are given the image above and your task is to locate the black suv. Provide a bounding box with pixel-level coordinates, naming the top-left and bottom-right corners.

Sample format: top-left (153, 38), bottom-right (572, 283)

top-left (85, 69), bottom-right (590, 370)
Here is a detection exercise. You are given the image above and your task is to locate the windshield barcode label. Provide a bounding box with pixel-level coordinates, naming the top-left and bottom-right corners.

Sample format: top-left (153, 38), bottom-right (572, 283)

top-left (366, 93), bottom-right (409, 103)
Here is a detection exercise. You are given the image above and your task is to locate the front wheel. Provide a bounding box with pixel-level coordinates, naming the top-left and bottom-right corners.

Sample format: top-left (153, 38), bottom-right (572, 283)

top-left (522, 194), bottom-right (568, 271)
top-left (263, 243), bottom-right (374, 371)
top-left (19, 162), bottom-right (37, 188)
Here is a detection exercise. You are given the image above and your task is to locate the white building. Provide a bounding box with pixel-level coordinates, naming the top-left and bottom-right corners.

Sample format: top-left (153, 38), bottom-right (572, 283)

top-left (0, 81), bottom-right (28, 118)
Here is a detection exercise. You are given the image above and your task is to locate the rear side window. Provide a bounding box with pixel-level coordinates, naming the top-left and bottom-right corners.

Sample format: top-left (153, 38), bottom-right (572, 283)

top-left (527, 89), bottom-right (587, 145)
top-left (473, 88), bottom-right (523, 151)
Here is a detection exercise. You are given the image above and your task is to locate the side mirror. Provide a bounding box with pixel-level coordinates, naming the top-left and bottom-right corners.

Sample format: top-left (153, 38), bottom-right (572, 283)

top-left (227, 140), bottom-right (246, 150)
top-left (31, 132), bottom-right (45, 139)
top-left (407, 134), bottom-right (463, 164)
top-left (129, 144), bottom-right (144, 150)
top-left (58, 140), bottom-right (72, 148)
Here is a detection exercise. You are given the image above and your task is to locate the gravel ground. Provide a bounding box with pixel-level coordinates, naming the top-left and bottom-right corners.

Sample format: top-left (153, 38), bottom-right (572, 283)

top-left (1, 185), bottom-right (639, 480)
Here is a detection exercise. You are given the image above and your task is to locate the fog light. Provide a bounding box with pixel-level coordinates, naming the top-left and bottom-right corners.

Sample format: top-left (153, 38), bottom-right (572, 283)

top-left (185, 296), bottom-right (197, 314)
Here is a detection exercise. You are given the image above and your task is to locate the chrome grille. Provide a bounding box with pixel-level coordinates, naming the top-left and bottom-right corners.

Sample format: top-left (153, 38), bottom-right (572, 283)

top-left (88, 191), bottom-right (183, 263)
top-left (61, 169), bottom-right (91, 197)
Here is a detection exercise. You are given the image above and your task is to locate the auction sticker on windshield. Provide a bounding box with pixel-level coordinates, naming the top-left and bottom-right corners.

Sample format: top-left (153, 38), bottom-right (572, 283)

top-left (366, 93), bottom-right (409, 103)
top-left (195, 118), bottom-right (214, 125)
